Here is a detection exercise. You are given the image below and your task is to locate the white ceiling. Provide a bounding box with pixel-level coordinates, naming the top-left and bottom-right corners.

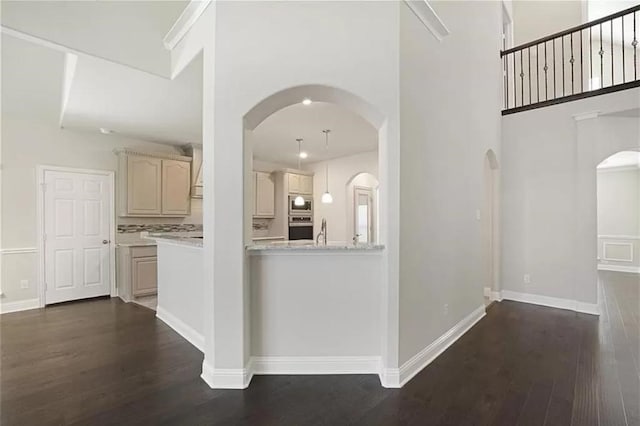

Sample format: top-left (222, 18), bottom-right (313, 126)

top-left (2, 32), bottom-right (203, 146)
top-left (62, 52), bottom-right (203, 145)
top-left (598, 150), bottom-right (640, 168)
top-left (1, 1), bottom-right (187, 77)
top-left (252, 102), bottom-right (378, 167)
top-left (588, 1), bottom-right (638, 21)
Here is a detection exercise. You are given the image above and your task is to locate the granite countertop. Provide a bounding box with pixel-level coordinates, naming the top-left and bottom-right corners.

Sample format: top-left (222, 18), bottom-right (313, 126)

top-left (247, 241), bottom-right (385, 252)
top-left (116, 240), bottom-right (157, 247)
top-left (145, 231), bottom-right (203, 248)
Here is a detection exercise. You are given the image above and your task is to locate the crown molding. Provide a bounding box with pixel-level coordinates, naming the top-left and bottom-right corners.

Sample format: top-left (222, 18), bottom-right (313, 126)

top-left (113, 148), bottom-right (192, 162)
top-left (403, 0), bottom-right (450, 42)
top-left (163, 0), bottom-right (213, 51)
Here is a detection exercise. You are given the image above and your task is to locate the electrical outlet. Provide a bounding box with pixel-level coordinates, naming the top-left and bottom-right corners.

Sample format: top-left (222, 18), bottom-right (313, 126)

top-left (523, 274), bottom-right (531, 284)
top-left (475, 209), bottom-right (481, 221)
top-left (443, 304), bottom-right (449, 315)
top-left (20, 279), bottom-right (29, 289)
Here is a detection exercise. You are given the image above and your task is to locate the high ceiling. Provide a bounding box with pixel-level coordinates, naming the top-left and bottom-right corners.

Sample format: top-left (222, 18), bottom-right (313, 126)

top-left (1, 0), bottom-right (187, 77)
top-left (252, 102), bottom-right (378, 167)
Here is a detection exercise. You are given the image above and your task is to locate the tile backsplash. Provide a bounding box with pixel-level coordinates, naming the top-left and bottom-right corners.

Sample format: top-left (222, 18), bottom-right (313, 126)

top-left (117, 224), bottom-right (203, 234)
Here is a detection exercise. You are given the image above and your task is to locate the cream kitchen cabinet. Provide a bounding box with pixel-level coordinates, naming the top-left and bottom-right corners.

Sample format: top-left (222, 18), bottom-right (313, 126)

top-left (253, 171), bottom-right (275, 218)
top-left (287, 173), bottom-right (313, 195)
top-left (117, 245), bottom-right (157, 301)
top-left (116, 149), bottom-right (192, 217)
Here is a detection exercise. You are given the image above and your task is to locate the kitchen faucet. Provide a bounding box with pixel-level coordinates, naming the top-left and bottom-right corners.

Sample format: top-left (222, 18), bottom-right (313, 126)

top-left (316, 218), bottom-right (327, 245)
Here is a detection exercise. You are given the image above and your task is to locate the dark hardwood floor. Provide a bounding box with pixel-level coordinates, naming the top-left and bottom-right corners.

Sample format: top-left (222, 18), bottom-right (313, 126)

top-left (1, 271), bottom-right (638, 425)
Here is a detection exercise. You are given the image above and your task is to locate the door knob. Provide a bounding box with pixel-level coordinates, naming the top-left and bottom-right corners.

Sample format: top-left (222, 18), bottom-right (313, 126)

top-left (102, 240), bottom-right (110, 244)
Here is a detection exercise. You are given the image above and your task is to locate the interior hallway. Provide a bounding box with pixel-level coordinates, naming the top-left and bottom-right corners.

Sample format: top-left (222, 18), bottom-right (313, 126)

top-left (1, 271), bottom-right (638, 425)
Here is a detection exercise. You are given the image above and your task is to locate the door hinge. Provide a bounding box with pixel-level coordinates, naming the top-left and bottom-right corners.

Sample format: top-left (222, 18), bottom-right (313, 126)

top-left (43, 233), bottom-right (47, 242)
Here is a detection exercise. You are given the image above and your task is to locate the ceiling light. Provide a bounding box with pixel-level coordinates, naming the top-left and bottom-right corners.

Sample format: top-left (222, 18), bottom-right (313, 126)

top-left (302, 98), bottom-right (312, 106)
top-left (99, 128), bottom-right (114, 134)
top-left (299, 152), bottom-right (308, 159)
top-left (321, 129), bottom-right (333, 204)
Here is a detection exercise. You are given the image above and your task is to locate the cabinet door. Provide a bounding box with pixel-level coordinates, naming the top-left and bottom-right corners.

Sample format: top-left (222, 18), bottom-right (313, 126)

top-left (255, 172), bottom-right (275, 217)
top-left (132, 256), bottom-right (157, 296)
top-left (127, 157), bottom-right (162, 215)
top-left (288, 173), bottom-right (300, 193)
top-left (162, 160), bottom-right (191, 215)
top-left (300, 175), bottom-right (313, 195)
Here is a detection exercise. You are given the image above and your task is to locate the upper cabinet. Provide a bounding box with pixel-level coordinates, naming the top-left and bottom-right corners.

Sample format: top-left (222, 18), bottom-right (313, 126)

top-left (116, 149), bottom-right (192, 217)
top-left (254, 171), bottom-right (275, 218)
top-left (161, 160), bottom-right (191, 215)
top-left (287, 172), bottom-right (313, 195)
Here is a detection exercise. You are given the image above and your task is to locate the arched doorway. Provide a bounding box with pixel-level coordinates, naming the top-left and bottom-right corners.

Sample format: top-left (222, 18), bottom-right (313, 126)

top-left (483, 149), bottom-right (500, 305)
top-left (346, 172), bottom-right (380, 244)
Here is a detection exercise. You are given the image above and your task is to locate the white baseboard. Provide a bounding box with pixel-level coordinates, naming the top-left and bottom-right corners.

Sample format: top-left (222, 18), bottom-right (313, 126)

top-left (381, 305), bottom-right (486, 388)
top-left (156, 306), bottom-right (204, 352)
top-left (501, 290), bottom-right (599, 316)
top-left (201, 360), bottom-right (253, 389)
top-left (490, 290), bottom-right (503, 301)
top-left (251, 356), bottom-right (381, 375)
top-left (0, 298), bottom-right (40, 314)
top-left (598, 264), bottom-right (640, 274)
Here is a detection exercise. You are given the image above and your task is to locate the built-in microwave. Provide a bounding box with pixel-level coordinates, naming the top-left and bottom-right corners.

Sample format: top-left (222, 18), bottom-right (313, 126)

top-left (288, 195), bottom-right (313, 216)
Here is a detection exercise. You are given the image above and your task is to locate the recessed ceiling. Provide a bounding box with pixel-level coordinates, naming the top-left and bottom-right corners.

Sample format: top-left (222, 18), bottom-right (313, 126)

top-left (252, 102), bottom-right (378, 167)
top-left (62, 52), bottom-right (202, 145)
top-left (598, 150), bottom-right (640, 169)
top-left (1, 0), bottom-right (188, 77)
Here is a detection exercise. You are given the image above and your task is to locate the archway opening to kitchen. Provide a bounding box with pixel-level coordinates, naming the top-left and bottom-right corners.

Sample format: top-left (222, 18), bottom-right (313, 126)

top-left (243, 86), bottom-right (381, 246)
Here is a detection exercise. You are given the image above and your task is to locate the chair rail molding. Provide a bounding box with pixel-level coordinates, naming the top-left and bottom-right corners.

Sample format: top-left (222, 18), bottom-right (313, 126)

top-left (403, 0), bottom-right (450, 41)
top-left (0, 247), bottom-right (38, 255)
top-left (163, 0), bottom-right (213, 50)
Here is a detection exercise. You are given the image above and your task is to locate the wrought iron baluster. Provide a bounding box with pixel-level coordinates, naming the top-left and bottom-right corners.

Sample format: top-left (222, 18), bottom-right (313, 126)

top-left (634, 11), bottom-right (638, 80)
top-left (504, 55), bottom-right (509, 109)
top-left (580, 30), bottom-right (584, 93)
top-left (544, 42), bottom-right (548, 100)
top-left (562, 35), bottom-right (566, 96)
top-left (611, 19), bottom-right (614, 86)
top-left (553, 38), bottom-right (557, 98)
top-left (520, 50), bottom-right (524, 105)
top-left (622, 16), bottom-right (625, 83)
top-left (570, 33), bottom-right (575, 94)
top-left (528, 47), bottom-right (532, 104)
top-left (600, 24), bottom-right (604, 88)
top-left (590, 26), bottom-right (593, 87)
top-left (513, 52), bottom-right (517, 106)
top-left (536, 44), bottom-right (540, 103)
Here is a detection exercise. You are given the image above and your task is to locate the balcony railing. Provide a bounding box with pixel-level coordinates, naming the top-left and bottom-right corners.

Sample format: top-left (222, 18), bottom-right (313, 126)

top-left (501, 4), bottom-right (640, 115)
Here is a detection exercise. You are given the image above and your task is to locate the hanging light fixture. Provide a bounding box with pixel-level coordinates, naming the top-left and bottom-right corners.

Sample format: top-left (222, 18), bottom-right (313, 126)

top-left (294, 138), bottom-right (305, 206)
top-left (321, 129), bottom-right (333, 204)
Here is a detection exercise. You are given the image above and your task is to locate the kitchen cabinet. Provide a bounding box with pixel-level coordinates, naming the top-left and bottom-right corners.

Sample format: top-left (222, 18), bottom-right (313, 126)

top-left (116, 149), bottom-right (192, 217)
top-left (254, 171), bottom-right (275, 218)
top-left (287, 173), bottom-right (313, 195)
top-left (161, 160), bottom-right (191, 215)
top-left (184, 144), bottom-right (203, 198)
top-left (117, 245), bottom-right (157, 301)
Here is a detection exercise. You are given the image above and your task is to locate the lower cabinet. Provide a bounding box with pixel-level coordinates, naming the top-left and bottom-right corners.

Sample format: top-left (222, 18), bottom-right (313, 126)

top-left (117, 245), bottom-right (157, 301)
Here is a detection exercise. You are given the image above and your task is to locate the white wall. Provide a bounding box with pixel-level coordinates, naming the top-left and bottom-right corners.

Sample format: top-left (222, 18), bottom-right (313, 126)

top-left (398, 1), bottom-right (503, 365)
top-left (512, 1), bottom-right (583, 46)
top-left (208, 0), bottom-right (400, 384)
top-left (597, 166), bottom-right (640, 270)
top-left (156, 242), bottom-right (204, 350)
top-left (502, 89), bottom-right (640, 307)
top-left (305, 151), bottom-right (378, 242)
top-left (0, 115), bottom-right (202, 305)
top-left (250, 252), bottom-right (382, 358)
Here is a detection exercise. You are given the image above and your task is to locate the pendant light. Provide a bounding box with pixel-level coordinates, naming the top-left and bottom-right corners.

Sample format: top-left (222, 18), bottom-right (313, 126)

top-left (321, 130), bottom-right (333, 204)
top-left (294, 138), bottom-right (305, 206)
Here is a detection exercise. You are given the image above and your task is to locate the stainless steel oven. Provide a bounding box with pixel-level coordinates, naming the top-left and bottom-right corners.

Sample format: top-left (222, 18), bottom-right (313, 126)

top-left (288, 215), bottom-right (313, 240)
top-left (288, 195), bottom-right (313, 216)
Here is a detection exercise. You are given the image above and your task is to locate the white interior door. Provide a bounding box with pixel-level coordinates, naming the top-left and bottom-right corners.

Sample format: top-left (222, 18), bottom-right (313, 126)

top-left (354, 187), bottom-right (374, 243)
top-left (44, 170), bottom-right (112, 304)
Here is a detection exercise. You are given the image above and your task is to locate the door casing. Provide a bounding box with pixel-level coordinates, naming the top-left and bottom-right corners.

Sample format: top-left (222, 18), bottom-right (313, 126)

top-left (36, 165), bottom-right (116, 307)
